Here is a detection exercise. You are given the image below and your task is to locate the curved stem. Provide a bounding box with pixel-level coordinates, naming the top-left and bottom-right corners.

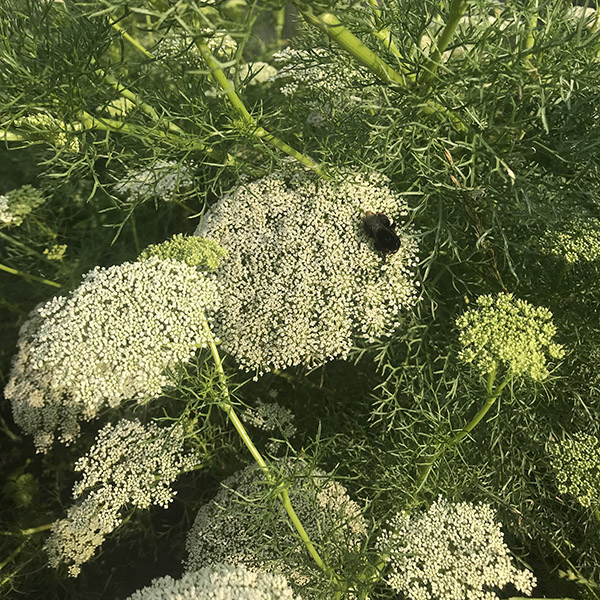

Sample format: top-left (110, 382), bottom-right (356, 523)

top-left (0, 263), bottom-right (61, 288)
top-left (413, 367), bottom-right (511, 496)
top-left (299, 9), bottom-right (409, 86)
top-left (195, 41), bottom-right (325, 176)
top-left (0, 523), bottom-right (53, 537)
top-left (420, 0), bottom-right (468, 88)
top-left (202, 319), bottom-right (338, 581)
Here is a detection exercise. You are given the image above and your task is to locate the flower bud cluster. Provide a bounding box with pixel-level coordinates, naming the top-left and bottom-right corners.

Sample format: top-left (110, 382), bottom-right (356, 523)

top-left (549, 431), bottom-right (600, 509)
top-left (114, 160), bottom-right (194, 203)
top-left (139, 234), bottom-right (227, 270)
top-left (127, 563), bottom-right (302, 600)
top-left (376, 497), bottom-right (536, 600)
top-left (197, 169), bottom-right (419, 375)
top-left (5, 257), bottom-right (220, 451)
top-left (0, 185), bottom-right (45, 227)
top-left (185, 461), bottom-right (366, 585)
top-left (456, 292), bottom-right (563, 381)
top-left (46, 419), bottom-right (197, 577)
top-left (541, 217), bottom-right (600, 264)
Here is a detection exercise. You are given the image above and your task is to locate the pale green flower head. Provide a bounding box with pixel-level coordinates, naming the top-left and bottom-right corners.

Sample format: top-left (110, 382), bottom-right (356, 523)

top-left (541, 217), bottom-right (600, 264)
top-left (127, 564), bottom-right (302, 600)
top-left (139, 235), bottom-right (227, 270)
top-left (0, 185), bottom-right (45, 227)
top-left (376, 497), bottom-right (536, 600)
top-left (549, 432), bottom-right (600, 509)
top-left (456, 293), bottom-right (564, 381)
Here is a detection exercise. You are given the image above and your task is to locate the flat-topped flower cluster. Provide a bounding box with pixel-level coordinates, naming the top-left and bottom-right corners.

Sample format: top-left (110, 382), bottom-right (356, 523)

top-left (550, 431), bottom-right (600, 509)
top-left (127, 563), bottom-right (302, 600)
top-left (5, 257), bottom-right (220, 451)
top-left (46, 419), bottom-right (197, 577)
top-left (377, 497), bottom-right (536, 600)
top-left (198, 169), bottom-right (419, 375)
top-left (186, 461), bottom-right (366, 586)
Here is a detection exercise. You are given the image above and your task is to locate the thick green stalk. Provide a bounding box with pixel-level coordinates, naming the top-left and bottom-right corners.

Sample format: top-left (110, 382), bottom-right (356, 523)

top-left (299, 8), bottom-right (466, 132)
top-left (203, 319), bottom-right (338, 581)
top-left (0, 523), bottom-right (53, 537)
top-left (420, 0), bottom-right (468, 87)
top-left (195, 42), bottom-right (326, 176)
top-left (366, 0), bottom-right (408, 67)
top-left (77, 111), bottom-right (210, 153)
top-left (300, 9), bottom-right (409, 86)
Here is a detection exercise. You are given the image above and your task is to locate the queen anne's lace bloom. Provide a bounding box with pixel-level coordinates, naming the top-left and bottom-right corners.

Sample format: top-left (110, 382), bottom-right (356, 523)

top-left (376, 497), bottom-right (536, 600)
top-left (127, 563), bottom-right (302, 600)
top-left (456, 292), bottom-right (563, 381)
top-left (46, 419), bottom-right (197, 577)
top-left (549, 432), bottom-right (600, 509)
top-left (197, 169), bottom-right (419, 375)
top-left (5, 258), bottom-right (220, 451)
top-left (186, 461), bottom-right (366, 585)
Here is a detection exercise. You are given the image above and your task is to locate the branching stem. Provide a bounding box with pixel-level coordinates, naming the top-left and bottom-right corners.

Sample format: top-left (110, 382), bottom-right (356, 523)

top-left (413, 366), bottom-right (512, 497)
top-left (203, 319), bottom-right (338, 583)
top-left (420, 0), bottom-right (468, 88)
top-left (195, 41), bottom-right (326, 176)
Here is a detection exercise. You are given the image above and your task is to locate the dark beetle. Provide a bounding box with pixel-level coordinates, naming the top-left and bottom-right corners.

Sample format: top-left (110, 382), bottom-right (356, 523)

top-left (363, 211), bottom-right (401, 255)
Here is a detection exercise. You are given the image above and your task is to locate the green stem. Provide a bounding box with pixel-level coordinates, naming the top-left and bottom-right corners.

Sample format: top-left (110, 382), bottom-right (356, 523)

top-left (523, 1), bottom-right (538, 52)
top-left (94, 64), bottom-right (188, 138)
top-left (299, 8), bottom-right (466, 132)
top-left (366, 0), bottom-right (407, 65)
top-left (109, 18), bottom-right (154, 59)
top-left (0, 263), bottom-right (61, 288)
top-left (420, 0), bottom-right (468, 88)
top-left (299, 9), bottom-right (408, 86)
top-left (77, 111), bottom-right (210, 153)
top-left (195, 41), bottom-right (325, 176)
top-left (0, 542), bottom-right (24, 573)
top-left (0, 523), bottom-right (53, 537)
top-left (413, 367), bottom-right (510, 496)
top-left (203, 319), bottom-right (337, 581)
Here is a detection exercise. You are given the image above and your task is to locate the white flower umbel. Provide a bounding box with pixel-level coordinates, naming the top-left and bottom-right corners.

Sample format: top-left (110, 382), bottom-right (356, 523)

top-left (377, 497), bottom-right (536, 600)
top-left (46, 419), bottom-right (197, 577)
top-left (456, 292), bottom-right (563, 381)
top-left (114, 160), bottom-right (194, 203)
top-left (5, 258), bottom-right (220, 451)
top-left (271, 48), bottom-right (370, 102)
top-left (197, 169), bottom-right (419, 375)
top-left (127, 563), bottom-right (302, 600)
top-left (186, 462), bottom-right (366, 586)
